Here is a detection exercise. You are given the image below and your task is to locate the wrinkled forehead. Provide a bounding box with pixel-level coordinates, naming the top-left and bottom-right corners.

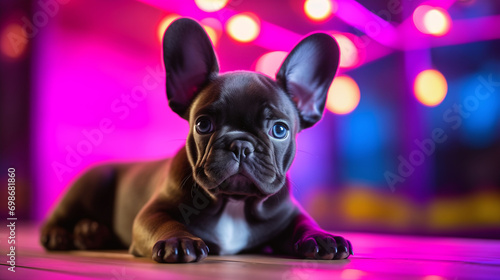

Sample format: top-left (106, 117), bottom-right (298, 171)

top-left (190, 72), bottom-right (298, 123)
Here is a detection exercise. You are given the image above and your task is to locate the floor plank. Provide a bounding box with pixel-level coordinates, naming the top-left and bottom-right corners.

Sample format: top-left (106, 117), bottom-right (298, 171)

top-left (1, 223), bottom-right (499, 279)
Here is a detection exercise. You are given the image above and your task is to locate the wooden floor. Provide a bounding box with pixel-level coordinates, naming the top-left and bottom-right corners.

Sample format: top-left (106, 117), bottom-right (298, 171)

top-left (1, 224), bottom-right (499, 280)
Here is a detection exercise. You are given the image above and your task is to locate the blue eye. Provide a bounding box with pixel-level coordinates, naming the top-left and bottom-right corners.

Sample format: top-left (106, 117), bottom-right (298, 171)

top-left (270, 122), bottom-right (289, 139)
top-left (195, 116), bottom-right (213, 134)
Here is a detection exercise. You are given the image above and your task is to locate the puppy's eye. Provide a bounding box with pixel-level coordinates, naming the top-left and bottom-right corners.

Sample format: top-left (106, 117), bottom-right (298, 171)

top-left (270, 122), bottom-right (289, 139)
top-left (195, 117), bottom-right (214, 134)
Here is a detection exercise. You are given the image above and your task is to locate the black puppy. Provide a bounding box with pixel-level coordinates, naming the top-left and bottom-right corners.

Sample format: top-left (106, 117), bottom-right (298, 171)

top-left (41, 18), bottom-right (352, 263)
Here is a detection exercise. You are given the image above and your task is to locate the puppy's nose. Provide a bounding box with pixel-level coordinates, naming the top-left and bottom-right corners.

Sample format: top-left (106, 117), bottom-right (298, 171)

top-left (229, 140), bottom-right (254, 161)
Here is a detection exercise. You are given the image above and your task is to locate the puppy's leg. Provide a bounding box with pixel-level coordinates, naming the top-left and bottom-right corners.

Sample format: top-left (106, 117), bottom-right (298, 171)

top-left (129, 198), bottom-right (209, 263)
top-left (41, 165), bottom-right (119, 250)
top-left (271, 212), bottom-right (353, 260)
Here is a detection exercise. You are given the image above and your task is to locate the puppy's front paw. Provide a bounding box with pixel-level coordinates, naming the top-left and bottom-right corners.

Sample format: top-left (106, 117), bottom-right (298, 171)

top-left (73, 219), bottom-right (111, 250)
top-left (152, 237), bottom-right (209, 263)
top-left (41, 226), bottom-right (73, 251)
top-left (294, 232), bottom-right (353, 260)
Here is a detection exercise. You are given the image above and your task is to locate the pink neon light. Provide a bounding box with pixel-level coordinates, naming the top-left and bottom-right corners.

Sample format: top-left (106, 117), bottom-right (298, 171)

top-left (34, 27), bottom-right (188, 219)
top-left (400, 15), bottom-right (500, 50)
top-left (254, 21), bottom-right (302, 51)
top-left (335, 0), bottom-right (398, 47)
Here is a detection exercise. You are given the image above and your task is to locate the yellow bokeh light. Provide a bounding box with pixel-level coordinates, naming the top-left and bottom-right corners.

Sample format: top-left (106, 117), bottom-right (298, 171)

top-left (413, 5), bottom-right (451, 36)
top-left (414, 69), bottom-right (448, 107)
top-left (332, 34), bottom-right (359, 68)
top-left (326, 75), bottom-right (361, 115)
top-left (226, 14), bottom-right (260, 43)
top-left (195, 0), bottom-right (229, 12)
top-left (157, 14), bottom-right (180, 42)
top-left (304, 0), bottom-right (335, 21)
top-left (423, 8), bottom-right (451, 36)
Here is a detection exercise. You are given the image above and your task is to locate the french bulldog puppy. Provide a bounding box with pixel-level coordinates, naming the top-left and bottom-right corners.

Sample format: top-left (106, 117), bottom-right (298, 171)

top-left (41, 18), bottom-right (353, 263)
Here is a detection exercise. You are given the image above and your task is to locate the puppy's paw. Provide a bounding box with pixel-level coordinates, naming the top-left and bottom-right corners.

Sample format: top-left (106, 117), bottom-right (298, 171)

top-left (152, 237), bottom-right (209, 263)
top-left (73, 219), bottom-right (111, 250)
top-left (41, 226), bottom-right (74, 250)
top-left (294, 232), bottom-right (353, 260)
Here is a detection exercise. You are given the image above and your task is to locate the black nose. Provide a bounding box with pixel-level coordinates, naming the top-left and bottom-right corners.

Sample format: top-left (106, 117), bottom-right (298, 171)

top-left (229, 140), bottom-right (254, 161)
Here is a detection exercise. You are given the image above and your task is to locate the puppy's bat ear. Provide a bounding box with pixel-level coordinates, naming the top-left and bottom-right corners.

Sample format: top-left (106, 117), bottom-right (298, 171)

top-left (163, 18), bottom-right (219, 119)
top-left (276, 33), bottom-right (340, 129)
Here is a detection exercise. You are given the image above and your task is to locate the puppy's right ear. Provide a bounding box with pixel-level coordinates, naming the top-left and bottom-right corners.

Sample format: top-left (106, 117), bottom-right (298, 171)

top-left (163, 18), bottom-right (219, 119)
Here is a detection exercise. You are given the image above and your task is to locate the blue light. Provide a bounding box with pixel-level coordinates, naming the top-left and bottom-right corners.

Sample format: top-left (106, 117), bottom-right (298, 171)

top-left (460, 73), bottom-right (500, 147)
top-left (337, 95), bottom-right (395, 185)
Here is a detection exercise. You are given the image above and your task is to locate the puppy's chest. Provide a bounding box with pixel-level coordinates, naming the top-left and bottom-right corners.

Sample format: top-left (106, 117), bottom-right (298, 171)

top-left (200, 200), bottom-right (252, 255)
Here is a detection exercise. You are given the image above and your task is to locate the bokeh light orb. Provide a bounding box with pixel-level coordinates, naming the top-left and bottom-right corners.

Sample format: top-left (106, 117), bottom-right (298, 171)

top-left (332, 34), bottom-right (359, 68)
top-left (326, 75), bottom-right (361, 115)
top-left (255, 51), bottom-right (288, 77)
top-left (423, 9), bottom-right (451, 36)
top-left (413, 5), bottom-right (451, 36)
top-left (195, 0), bottom-right (229, 12)
top-left (226, 14), bottom-right (260, 43)
top-left (157, 14), bottom-right (180, 42)
top-left (304, 0), bottom-right (336, 21)
top-left (1, 23), bottom-right (28, 59)
top-left (414, 69), bottom-right (448, 107)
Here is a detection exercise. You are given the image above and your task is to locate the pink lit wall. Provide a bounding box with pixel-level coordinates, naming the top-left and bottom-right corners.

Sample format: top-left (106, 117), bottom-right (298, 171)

top-left (33, 1), bottom-right (189, 219)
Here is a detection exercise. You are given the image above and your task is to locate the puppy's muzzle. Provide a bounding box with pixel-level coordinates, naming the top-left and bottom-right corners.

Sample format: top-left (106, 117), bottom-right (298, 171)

top-left (229, 140), bottom-right (255, 162)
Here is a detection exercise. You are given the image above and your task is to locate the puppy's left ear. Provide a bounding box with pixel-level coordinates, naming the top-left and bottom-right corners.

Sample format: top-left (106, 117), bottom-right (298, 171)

top-left (276, 33), bottom-right (340, 129)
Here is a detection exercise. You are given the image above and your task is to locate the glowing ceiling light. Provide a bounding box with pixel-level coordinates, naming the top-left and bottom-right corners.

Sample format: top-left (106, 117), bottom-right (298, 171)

top-left (226, 14), bottom-right (260, 43)
top-left (255, 51), bottom-right (288, 77)
top-left (332, 33), bottom-right (359, 68)
top-left (195, 0), bottom-right (229, 12)
top-left (413, 5), bottom-right (451, 36)
top-left (0, 23), bottom-right (28, 59)
top-left (326, 75), bottom-right (361, 115)
top-left (157, 14), bottom-right (180, 42)
top-left (414, 69), bottom-right (448, 107)
top-left (304, 0), bottom-right (336, 21)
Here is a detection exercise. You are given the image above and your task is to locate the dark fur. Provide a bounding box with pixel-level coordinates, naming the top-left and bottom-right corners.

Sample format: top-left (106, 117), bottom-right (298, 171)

top-left (40, 18), bottom-right (353, 263)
